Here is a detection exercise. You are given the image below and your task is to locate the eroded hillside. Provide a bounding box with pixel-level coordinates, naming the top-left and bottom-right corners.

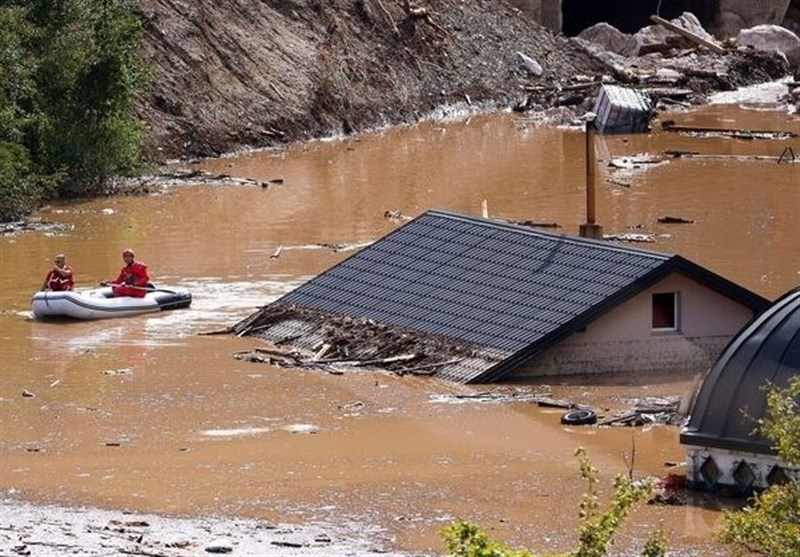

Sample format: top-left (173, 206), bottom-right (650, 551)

top-left (136, 1), bottom-right (792, 161)
top-left (135, 0), bottom-right (601, 158)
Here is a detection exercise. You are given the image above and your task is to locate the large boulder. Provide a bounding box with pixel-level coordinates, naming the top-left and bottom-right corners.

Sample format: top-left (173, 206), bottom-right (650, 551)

top-left (738, 24), bottom-right (800, 67)
top-left (713, 0), bottom-right (791, 38)
top-left (632, 12), bottom-right (718, 55)
top-left (577, 22), bottom-right (636, 56)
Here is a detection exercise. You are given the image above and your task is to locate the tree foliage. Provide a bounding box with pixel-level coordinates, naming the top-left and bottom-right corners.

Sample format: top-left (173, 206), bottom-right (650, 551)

top-left (440, 448), bottom-right (666, 557)
top-left (0, 0), bottom-right (147, 221)
top-left (721, 376), bottom-right (800, 557)
top-left (759, 376), bottom-right (800, 466)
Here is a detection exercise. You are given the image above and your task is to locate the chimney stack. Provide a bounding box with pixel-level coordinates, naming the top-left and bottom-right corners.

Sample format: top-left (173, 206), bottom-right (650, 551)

top-left (579, 116), bottom-right (603, 239)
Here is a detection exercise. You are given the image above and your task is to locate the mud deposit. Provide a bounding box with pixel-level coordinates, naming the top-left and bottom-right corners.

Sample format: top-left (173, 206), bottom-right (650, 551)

top-left (0, 499), bottom-right (407, 556)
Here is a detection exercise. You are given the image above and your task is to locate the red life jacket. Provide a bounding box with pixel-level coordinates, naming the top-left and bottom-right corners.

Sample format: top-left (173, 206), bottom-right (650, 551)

top-left (111, 261), bottom-right (150, 298)
top-left (45, 266), bottom-right (74, 291)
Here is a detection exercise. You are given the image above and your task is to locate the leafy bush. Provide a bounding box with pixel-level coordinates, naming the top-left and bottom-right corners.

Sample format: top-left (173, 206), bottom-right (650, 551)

top-left (721, 377), bottom-right (800, 557)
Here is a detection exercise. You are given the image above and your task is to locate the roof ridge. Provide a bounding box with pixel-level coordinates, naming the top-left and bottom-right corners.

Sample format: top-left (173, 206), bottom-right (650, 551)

top-left (426, 209), bottom-right (673, 261)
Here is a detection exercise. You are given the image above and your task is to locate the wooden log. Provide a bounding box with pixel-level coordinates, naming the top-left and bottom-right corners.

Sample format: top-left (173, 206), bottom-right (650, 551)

top-left (650, 15), bottom-right (725, 54)
top-left (662, 121), bottom-right (797, 137)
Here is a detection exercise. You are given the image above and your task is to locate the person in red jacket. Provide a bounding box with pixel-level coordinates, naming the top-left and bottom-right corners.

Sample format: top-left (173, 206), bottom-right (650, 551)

top-left (102, 249), bottom-right (150, 298)
top-left (41, 254), bottom-right (74, 291)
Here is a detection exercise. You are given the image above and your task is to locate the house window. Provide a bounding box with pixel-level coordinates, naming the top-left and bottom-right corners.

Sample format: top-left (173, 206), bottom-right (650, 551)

top-left (652, 292), bottom-right (679, 330)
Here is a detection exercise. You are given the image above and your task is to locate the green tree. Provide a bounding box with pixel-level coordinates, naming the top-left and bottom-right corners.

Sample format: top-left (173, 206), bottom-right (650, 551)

top-left (0, 5), bottom-right (44, 221)
top-left (440, 448), bottom-right (666, 557)
top-left (0, 0), bottom-right (147, 220)
top-left (721, 376), bottom-right (800, 557)
top-left (31, 0), bottom-right (149, 197)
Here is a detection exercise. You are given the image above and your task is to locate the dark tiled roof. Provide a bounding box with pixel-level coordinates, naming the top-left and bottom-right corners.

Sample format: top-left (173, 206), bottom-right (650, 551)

top-left (681, 288), bottom-right (800, 455)
top-left (256, 210), bottom-right (769, 383)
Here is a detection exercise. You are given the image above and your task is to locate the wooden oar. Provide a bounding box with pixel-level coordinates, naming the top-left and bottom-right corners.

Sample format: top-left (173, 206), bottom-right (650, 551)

top-left (103, 282), bottom-right (177, 294)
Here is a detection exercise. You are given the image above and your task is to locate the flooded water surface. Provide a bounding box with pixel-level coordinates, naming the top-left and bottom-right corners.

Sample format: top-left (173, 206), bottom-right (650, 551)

top-left (1, 103), bottom-right (798, 555)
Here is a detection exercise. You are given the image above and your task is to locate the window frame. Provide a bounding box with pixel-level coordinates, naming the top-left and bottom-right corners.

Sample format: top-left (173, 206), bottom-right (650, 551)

top-left (651, 291), bottom-right (680, 332)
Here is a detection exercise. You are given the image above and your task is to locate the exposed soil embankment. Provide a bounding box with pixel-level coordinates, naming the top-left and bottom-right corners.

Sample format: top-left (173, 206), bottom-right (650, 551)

top-left (136, 0), bottom-right (603, 159)
top-left (136, 2), bottom-right (792, 159)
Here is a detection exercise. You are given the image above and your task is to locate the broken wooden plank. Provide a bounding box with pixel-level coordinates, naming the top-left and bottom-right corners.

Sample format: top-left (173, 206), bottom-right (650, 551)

top-left (352, 353), bottom-right (418, 367)
top-left (237, 323), bottom-right (275, 337)
top-left (650, 15), bottom-right (725, 54)
top-left (395, 358), bottom-right (463, 375)
top-left (313, 343), bottom-right (332, 361)
top-left (597, 412), bottom-right (640, 426)
top-left (536, 398), bottom-right (573, 409)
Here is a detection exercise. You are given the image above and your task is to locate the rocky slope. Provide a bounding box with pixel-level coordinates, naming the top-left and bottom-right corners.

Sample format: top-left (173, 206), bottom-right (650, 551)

top-left (135, 1), bottom-right (791, 161)
top-left (135, 0), bottom-right (602, 159)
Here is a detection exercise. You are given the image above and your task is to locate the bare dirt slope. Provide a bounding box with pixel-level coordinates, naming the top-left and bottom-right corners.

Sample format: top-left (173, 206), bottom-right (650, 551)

top-left (136, 0), bottom-right (602, 159)
top-left (135, 1), bottom-right (791, 162)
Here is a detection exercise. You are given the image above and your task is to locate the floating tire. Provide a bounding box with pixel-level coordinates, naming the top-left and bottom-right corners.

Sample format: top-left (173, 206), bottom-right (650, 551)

top-left (560, 409), bottom-right (597, 426)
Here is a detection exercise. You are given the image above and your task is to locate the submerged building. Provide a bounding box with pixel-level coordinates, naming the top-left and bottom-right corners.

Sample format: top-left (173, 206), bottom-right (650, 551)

top-left (236, 209), bottom-right (770, 383)
top-left (681, 287), bottom-right (800, 492)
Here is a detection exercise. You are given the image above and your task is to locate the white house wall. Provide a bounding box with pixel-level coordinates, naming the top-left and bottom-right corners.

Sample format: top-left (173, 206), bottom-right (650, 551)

top-left (513, 272), bottom-right (757, 377)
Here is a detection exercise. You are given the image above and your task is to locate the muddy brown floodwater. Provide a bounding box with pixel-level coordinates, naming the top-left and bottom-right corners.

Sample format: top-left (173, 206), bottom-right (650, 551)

top-left (1, 102), bottom-right (798, 556)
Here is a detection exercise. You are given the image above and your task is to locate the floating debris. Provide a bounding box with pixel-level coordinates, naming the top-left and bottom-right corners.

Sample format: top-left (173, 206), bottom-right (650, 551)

top-left (658, 216), bottom-right (695, 224)
top-left (101, 368), bottom-right (132, 376)
top-left (598, 396), bottom-right (681, 426)
top-left (384, 210), bottom-right (412, 223)
top-left (604, 232), bottom-right (657, 243)
top-left (592, 84), bottom-right (652, 134)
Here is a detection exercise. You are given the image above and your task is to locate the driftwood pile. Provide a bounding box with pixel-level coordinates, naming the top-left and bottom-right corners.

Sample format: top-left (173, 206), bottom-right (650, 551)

top-left (597, 397), bottom-right (682, 426)
top-left (227, 304), bottom-right (487, 378)
top-left (232, 345), bottom-right (462, 377)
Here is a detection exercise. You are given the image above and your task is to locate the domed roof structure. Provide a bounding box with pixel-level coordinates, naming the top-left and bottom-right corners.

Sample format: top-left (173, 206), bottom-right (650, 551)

top-left (681, 287), bottom-right (800, 455)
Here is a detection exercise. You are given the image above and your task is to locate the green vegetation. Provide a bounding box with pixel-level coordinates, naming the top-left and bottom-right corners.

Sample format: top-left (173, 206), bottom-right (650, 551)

top-left (0, 0), bottom-right (148, 221)
top-left (441, 379), bottom-right (800, 557)
top-left (440, 448), bottom-right (666, 557)
top-left (721, 376), bottom-right (800, 557)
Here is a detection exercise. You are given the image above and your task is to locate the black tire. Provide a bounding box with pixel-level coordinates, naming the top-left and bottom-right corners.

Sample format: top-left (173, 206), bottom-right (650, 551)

top-left (561, 409), bottom-right (597, 426)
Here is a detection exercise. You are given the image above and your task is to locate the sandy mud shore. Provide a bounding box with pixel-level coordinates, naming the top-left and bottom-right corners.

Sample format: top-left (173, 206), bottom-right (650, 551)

top-left (0, 499), bottom-right (420, 557)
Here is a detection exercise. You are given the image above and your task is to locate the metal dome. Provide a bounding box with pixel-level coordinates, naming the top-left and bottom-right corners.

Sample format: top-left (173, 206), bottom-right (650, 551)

top-left (681, 287), bottom-right (800, 455)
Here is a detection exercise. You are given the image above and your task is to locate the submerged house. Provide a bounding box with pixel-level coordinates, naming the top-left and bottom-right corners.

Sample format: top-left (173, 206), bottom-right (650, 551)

top-left (681, 288), bottom-right (800, 492)
top-left (237, 210), bottom-right (769, 383)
